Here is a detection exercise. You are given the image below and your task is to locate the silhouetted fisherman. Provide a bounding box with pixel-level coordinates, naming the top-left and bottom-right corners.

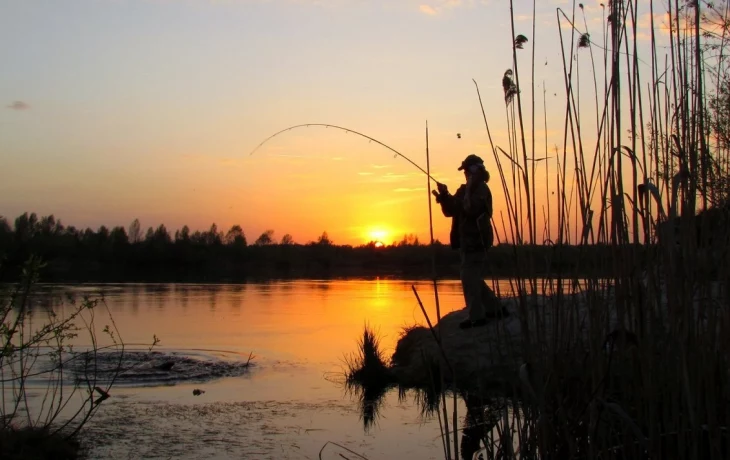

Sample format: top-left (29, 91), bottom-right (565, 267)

top-left (432, 154), bottom-right (506, 329)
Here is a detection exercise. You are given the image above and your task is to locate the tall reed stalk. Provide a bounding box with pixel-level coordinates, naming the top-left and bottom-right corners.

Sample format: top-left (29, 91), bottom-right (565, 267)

top-left (463, 0), bottom-right (730, 458)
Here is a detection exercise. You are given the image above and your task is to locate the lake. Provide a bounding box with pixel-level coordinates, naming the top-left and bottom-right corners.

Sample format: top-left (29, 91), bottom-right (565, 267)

top-left (20, 279), bottom-right (499, 459)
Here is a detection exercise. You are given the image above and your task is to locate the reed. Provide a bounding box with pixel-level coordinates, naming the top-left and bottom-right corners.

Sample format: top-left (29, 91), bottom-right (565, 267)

top-left (331, 1), bottom-right (729, 457)
top-left (462, 0), bottom-right (730, 458)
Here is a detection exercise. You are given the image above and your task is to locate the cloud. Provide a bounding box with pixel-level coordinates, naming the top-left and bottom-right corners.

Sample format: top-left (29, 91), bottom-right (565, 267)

top-left (419, 4), bottom-right (438, 15)
top-left (379, 173), bottom-right (410, 181)
top-left (7, 101), bottom-right (29, 111)
top-left (418, 0), bottom-right (468, 16)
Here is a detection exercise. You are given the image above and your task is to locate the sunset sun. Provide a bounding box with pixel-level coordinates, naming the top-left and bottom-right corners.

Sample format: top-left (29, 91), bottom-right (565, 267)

top-left (366, 228), bottom-right (391, 246)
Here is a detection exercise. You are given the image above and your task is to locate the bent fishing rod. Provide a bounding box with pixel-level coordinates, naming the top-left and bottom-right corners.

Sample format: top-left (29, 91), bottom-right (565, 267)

top-left (248, 123), bottom-right (442, 184)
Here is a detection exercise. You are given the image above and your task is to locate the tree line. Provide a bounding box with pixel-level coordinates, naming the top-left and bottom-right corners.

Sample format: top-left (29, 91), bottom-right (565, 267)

top-left (0, 212), bottom-right (622, 282)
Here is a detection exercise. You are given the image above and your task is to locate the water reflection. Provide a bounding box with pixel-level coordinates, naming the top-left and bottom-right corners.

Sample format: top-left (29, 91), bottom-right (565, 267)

top-left (229, 284), bottom-right (245, 311)
top-left (16, 280), bottom-right (565, 456)
top-left (24, 279), bottom-right (565, 369)
top-left (129, 285), bottom-right (140, 316)
top-left (252, 282), bottom-right (273, 297)
top-left (156, 284), bottom-right (170, 310)
top-left (180, 284), bottom-right (190, 310)
top-left (208, 288), bottom-right (217, 311)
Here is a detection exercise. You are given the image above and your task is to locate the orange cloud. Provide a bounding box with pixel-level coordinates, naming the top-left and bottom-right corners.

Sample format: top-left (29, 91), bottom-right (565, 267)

top-left (419, 4), bottom-right (438, 16)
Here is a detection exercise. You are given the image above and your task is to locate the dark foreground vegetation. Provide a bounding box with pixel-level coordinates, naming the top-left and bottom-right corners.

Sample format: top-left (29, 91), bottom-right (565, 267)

top-left (0, 427), bottom-right (80, 460)
top-left (1, 259), bottom-right (160, 460)
top-left (344, 1), bottom-right (730, 459)
top-left (0, 212), bottom-right (642, 282)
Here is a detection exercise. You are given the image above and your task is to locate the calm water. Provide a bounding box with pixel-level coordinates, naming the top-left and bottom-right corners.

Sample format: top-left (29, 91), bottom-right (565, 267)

top-left (25, 279), bottom-right (492, 459)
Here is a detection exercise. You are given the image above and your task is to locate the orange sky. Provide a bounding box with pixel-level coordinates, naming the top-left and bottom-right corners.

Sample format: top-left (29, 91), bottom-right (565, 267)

top-left (0, 0), bottom-right (672, 245)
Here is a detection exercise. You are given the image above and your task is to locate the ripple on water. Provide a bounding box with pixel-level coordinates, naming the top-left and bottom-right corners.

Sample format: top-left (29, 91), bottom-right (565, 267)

top-left (66, 349), bottom-right (254, 386)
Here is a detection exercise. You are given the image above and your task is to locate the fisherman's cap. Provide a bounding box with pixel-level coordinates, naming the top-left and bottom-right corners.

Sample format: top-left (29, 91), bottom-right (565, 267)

top-left (458, 154), bottom-right (484, 171)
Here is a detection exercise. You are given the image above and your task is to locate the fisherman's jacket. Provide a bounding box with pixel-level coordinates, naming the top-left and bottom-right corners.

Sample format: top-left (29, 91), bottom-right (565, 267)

top-left (436, 182), bottom-right (494, 253)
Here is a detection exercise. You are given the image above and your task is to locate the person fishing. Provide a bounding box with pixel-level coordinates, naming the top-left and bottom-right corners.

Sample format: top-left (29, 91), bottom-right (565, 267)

top-left (432, 154), bottom-right (506, 329)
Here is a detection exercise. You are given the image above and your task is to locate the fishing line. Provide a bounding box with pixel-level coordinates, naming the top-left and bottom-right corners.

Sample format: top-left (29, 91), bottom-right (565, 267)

top-left (248, 123), bottom-right (441, 184)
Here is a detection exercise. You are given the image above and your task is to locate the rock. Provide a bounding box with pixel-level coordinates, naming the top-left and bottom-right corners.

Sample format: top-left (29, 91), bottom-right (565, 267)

top-left (391, 304), bottom-right (523, 393)
top-left (193, 389), bottom-right (205, 396)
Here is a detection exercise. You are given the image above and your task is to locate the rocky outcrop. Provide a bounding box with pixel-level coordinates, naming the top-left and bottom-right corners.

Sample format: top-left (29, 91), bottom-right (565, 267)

top-left (391, 303), bottom-right (524, 392)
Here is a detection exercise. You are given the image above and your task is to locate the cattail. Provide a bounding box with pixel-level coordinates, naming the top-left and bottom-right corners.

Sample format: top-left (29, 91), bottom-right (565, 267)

top-left (514, 34), bottom-right (529, 49)
top-left (578, 33), bottom-right (591, 48)
top-left (502, 69), bottom-right (518, 103)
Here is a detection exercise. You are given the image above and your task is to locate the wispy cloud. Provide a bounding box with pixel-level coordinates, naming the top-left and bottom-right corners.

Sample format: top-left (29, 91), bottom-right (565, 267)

top-left (419, 4), bottom-right (438, 15)
top-left (7, 101), bottom-right (29, 111)
top-left (358, 172), bottom-right (374, 176)
top-left (418, 0), bottom-right (487, 16)
top-left (418, 0), bottom-right (461, 16)
top-left (393, 187), bottom-right (426, 193)
top-left (371, 164), bottom-right (391, 169)
top-left (377, 173), bottom-right (410, 182)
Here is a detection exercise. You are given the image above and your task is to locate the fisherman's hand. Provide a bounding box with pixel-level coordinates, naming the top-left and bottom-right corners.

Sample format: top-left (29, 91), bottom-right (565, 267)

top-left (436, 182), bottom-right (448, 195)
top-left (432, 190), bottom-right (442, 202)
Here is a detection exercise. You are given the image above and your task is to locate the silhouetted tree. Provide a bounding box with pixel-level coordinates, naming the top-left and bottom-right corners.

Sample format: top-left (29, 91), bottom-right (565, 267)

top-left (39, 215), bottom-right (62, 236)
top-left (129, 219), bottom-right (142, 244)
top-left (0, 217), bottom-right (12, 253)
top-left (225, 225), bottom-right (247, 246)
top-left (82, 228), bottom-right (96, 243)
top-left (110, 226), bottom-right (129, 247)
top-left (97, 226), bottom-right (110, 242)
top-left (175, 225), bottom-right (191, 243)
top-left (14, 212), bottom-right (37, 243)
top-left (0, 217), bottom-right (10, 236)
top-left (191, 231), bottom-right (204, 244)
top-left (255, 230), bottom-right (275, 246)
top-left (152, 224), bottom-right (171, 244)
top-left (64, 225), bottom-right (79, 238)
top-left (397, 234), bottom-right (420, 247)
top-left (316, 231), bottom-right (332, 246)
top-left (0, 211), bottom-right (614, 283)
top-left (204, 224), bottom-right (222, 246)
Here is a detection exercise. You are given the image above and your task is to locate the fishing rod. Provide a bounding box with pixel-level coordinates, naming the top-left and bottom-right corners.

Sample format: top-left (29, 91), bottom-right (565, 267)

top-left (248, 123), bottom-right (441, 184)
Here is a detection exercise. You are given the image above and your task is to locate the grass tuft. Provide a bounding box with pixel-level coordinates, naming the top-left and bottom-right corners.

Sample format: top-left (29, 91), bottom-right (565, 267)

top-left (344, 326), bottom-right (396, 431)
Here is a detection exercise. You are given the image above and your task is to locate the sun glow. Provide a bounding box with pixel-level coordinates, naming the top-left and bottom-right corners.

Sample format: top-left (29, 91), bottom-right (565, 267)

top-left (366, 228), bottom-right (391, 246)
